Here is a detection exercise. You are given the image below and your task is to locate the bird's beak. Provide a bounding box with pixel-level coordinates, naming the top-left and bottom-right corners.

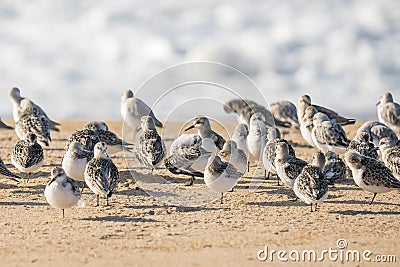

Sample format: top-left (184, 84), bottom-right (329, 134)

top-left (136, 127), bottom-right (142, 132)
top-left (376, 101), bottom-right (380, 106)
top-left (0, 120), bottom-right (13, 130)
top-left (185, 125), bottom-right (195, 131)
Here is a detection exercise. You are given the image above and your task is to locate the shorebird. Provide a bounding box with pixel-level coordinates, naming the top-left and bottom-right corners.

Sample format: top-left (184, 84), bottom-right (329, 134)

top-left (299, 106), bottom-right (318, 147)
top-left (231, 123), bottom-right (249, 157)
top-left (84, 142), bottom-right (119, 206)
top-left (11, 133), bottom-right (44, 180)
top-left (62, 141), bottom-right (93, 182)
top-left (347, 132), bottom-right (378, 159)
top-left (311, 112), bottom-right (350, 154)
top-left (204, 149), bottom-right (244, 204)
top-left (0, 117), bottom-right (13, 130)
top-left (121, 89), bottom-right (163, 140)
top-left (223, 99), bottom-right (290, 127)
top-left (293, 151), bottom-right (328, 212)
top-left (345, 150), bottom-right (400, 204)
top-left (83, 121), bottom-right (132, 154)
top-left (356, 121), bottom-right (398, 147)
top-left (164, 134), bottom-right (211, 186)
top-left (270, 100), bottom-right (299, 128)
top-left (274, 142), bottom-right (307, 188)
top-left (15, 99), bottom-right (51, 146)
top-left (379, 137), bottom-right (400, 178)
top-left (185, 116), bottom-right (226, 150)
top-left (298, 95), bottom-right (355, 126)
top-left (262, 127), bottom-right (295, 184)
top-left (247, 112), bottom-right (268, 163)
top-left (377, 92), bottom-right (400, 132)
top-left (66, 128), bottom-right (101, 151)
top-left (219, 140), bottom-right (247, 175)
top-left (9, 87), bottom-right (60, 131)
top-left (136, 116), bottom-right (166, 173)
top-left (44, 167), bottom-right (81, 218)
top-left (323, 151), bottom-right (346, 185)
top-left (0, 157), bottom-right (20, 182)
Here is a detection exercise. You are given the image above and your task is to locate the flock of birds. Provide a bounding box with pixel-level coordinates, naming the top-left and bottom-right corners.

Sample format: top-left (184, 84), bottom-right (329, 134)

top-left (1, 87), bottom-right (400, 217)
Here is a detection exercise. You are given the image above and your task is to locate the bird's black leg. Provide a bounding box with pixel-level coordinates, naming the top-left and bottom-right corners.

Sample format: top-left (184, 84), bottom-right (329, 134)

top-left (62, 209), bottom-right (65, 219)
top-left (96, 195), bottom-right (99, 206)
top-left (247, 162), bottom-right (250, 172)
top-left (310, 203), bottom-right (314, 212)
top-left (185, 176), bottom-right (194, 186)
top-left (264, 169), bottom-right (267, 179)
top-left (221, 193), bottom-right (224, 204)
top-left (106, 196), bottom-right (109, 206)
top-left (369, 193), bottom-right (377, 205)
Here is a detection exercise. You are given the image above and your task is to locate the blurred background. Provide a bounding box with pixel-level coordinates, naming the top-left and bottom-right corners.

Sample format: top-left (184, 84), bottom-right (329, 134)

top-left (0, 0), bottom-right (399, 121)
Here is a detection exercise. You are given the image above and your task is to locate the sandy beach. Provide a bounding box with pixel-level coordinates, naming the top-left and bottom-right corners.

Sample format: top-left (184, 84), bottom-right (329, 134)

top-left (0, 120), bottom-right (399, 267)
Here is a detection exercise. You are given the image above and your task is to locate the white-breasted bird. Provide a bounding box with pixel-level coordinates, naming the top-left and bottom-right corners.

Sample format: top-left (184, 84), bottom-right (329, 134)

top-left (345, 150), bottom-right (400, 205)
top-left (121, 89), bottom-right (163, 140)
top-left (184, 116), bottom-right (226, 150)
top-left (376, 92), bottom-right (400, 132)
top-left (9, 87), bottom-right (60, 131)
top-left (247, 112), bottom-right (268, 162)
top-left (293, 151), bottom-right (328, 212)
top-left (62, 141), bottom-right (93, 182)
top-left (356, 120), bottom-right (398, 147)
top-left (311, 112), bottom-right (350, 154)
top-left (299, 106), bottom-right (318, 147)
top-left (44, 167), bottom-right (81, 218)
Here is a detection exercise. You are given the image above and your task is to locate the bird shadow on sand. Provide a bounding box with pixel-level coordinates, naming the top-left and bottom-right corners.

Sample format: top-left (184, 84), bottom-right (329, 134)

top-left (329, 209), bottom-right (400, 216)
top-left (0, 201), bottom-right (47, 206)
top-left (326, 199), bottom-right (399, 206)
top-left (247, 200), bottom-right (304, 208)
top-left (81, 215), bottom-right (160, 223)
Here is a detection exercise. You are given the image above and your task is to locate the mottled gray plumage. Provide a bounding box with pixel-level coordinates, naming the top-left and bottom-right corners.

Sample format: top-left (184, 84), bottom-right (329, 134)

top-left (347, 132), bottom-right (378, 159)
top-left (136, 116), bottom-right (166, 169)
top-left (11, 133), bottom-right (44, 175)
top-left (356, 120), bottom-right (398, 147)
top-left (379, 137), bottom-right (400, 178)
top-left (274, 142), bottom-right (307, 188)
top-left (66, 129), bottom-right (101, 151)
top-left (219, 140), bottom-right (247, 174)
top-left (312, 113), bottom-right (349, 154)
top-left (185, 116), bottom-right (226, 150)
top-left (345, 150), bottom-right (400, 204)
top-left (298, 95), bottom-right (355, 126)
top-left (377, 92), bottom-right (400, 132)
top-left (84, 142), bottom-right (119, 206)
top-left (270, 100), bottom-right (299, 128)
top-left (323, 151), bottom-right (346, 185)
top-left (294, 152), bottom-right (328, 211)
top-left (0, 157), bottom-right (20, 182)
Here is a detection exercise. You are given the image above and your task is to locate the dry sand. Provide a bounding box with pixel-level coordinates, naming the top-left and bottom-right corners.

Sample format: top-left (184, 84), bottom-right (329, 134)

top-left (0, 120), bottom-right (399, 267)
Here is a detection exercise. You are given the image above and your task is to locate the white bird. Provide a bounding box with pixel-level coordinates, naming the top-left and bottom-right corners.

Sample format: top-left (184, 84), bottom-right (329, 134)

top-left (231, 123), bottom-right (249, 158)
top-left (323, 151), bottom-right (346, 185)
top-left (218, 140), bottom-right (247, 175)
top-left (11, 133), bottom-right (44, 180)
top-left (262, 127), bottom-right (295, 184)
top-left (293, 151), bottom-right (328, 212)
top-left (9, 87), bottom-right (60, 131)
top-left (204, 147), bottom-right (244, 204)
top-left (356, 120), bottom-right (398, 147)
top-left (121, 89), bottom-right (163, 140)
top-left (377, 92), bottom-right (400, 132)
top-left (0, 117), bottom-right (13, 130)
top-left (62, 141), bottom-right (93, 182)
top-left (297, 95), bottom-right (355, 126)
top-left (0, 157), bottom-right (20, 182)
top-left (274, 142), bottom-right (307, 188)
top-left (184, 116), bottom-right (226, 150)
top-left (83, 121), bottom-right (132, 154)
top-left (299, 106), bottom-right (318, 147)
top-left (164, 134), bottom-right (211, 186)
top-left (135, 116), bottom-right (166, 173)
top-left (247, 112), bottom-right (268, 163)
top-left (84, 142), bottom-right (119, 206)
top-left (15, 99), bottom-right (51, 147)
top-left (270, 100), bottom-right (299, 128)
top-left (345, 150), bottom-right (400, 204)
top-left (311, 112), bottom-right (350, 154)
top-left (44, 167), bottom-right (81, 218)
